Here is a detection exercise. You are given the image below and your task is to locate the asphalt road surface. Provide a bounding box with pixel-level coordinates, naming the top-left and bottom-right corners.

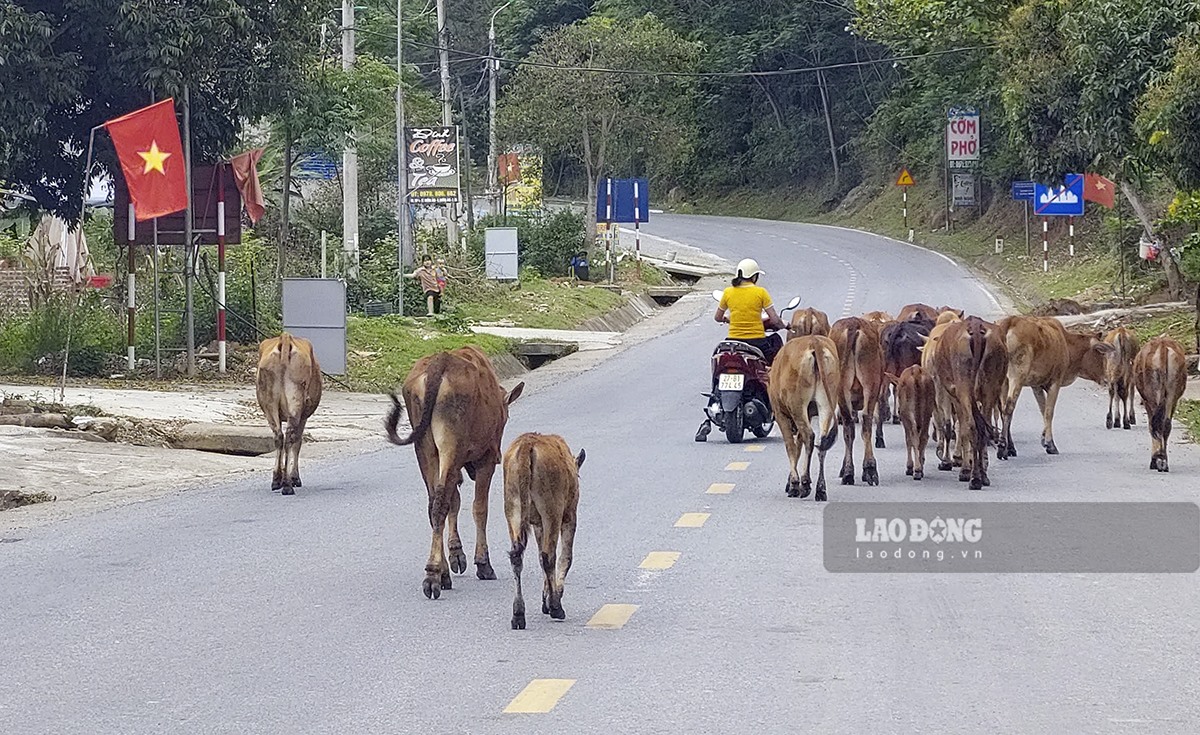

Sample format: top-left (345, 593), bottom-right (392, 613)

top-left (3, 215), bottom-right (1198, 734)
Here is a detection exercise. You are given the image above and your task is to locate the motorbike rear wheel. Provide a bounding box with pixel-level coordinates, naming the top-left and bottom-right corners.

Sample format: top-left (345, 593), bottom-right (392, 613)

top-left (724, 405), bottom-right (745, 443)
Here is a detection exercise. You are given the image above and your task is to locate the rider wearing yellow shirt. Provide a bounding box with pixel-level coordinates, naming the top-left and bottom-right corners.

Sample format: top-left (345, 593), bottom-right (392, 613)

top-left (714, 258), bottom-right (786, 363)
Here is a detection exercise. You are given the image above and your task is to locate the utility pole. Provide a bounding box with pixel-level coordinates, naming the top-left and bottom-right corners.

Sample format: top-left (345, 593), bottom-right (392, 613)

top-left (396, 0), bottom-right (412, 316)
top-left (342, 0), bottom-right (360, 278)
top-left (436, 0), bottom-right (457, 249)
top-left (488, 2), bottom-right (511, 217)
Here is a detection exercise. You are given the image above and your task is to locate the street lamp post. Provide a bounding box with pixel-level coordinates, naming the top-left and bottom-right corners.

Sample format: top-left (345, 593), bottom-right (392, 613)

top-left (488, 1), bottom-right (512, 217)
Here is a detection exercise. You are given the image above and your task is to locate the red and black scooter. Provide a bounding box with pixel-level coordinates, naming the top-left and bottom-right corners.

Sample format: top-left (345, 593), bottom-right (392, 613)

top-left (695, 293), bottom-right (800, 444)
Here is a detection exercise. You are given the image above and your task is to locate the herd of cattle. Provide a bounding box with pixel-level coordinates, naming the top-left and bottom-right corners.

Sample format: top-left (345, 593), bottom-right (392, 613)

top-left (775, 302), bottom-right (1190, 501)
top-left (255, 333), bottom-right (579, 627)
top-left (250, 297), bottom-right (1189, 624)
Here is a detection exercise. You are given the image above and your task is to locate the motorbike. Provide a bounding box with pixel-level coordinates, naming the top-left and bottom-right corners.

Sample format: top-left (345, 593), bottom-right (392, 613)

top-left (695, 293), bottom-right (801, 444)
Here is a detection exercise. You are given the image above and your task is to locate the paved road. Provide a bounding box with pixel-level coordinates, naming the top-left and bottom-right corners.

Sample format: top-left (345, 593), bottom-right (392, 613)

top-left (3, 215), bottom-right (1198, 734)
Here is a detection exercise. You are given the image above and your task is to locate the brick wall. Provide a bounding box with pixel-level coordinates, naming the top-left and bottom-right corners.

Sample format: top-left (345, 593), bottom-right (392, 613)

top-left (0, 266), bottom-right (74, 315)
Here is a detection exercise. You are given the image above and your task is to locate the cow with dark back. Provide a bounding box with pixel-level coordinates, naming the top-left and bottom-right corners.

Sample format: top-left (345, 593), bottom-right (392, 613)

top-left (386, 345), bottom-right (525, 599)
top-left (1104, 326), bottom-right (1140, 430)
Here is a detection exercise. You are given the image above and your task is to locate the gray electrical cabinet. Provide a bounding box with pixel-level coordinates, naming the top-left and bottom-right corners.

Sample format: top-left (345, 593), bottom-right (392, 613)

top-left (281, 278), bottom-right (347, 375)
top-left (484, 227), bottom-right (519, 280)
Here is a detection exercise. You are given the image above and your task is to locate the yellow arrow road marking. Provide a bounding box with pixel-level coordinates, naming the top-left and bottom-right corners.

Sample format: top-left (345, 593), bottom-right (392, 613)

top-left (707, 483), bottom-right (735, 494)
top-left (639, 551), bottom-right (681, 570)
top-left (504, 679), bottom-right (576, 713)
top-left (586, 604), bottom-right (639, 629)
top-left (674, 512), bottom-right (710, 528)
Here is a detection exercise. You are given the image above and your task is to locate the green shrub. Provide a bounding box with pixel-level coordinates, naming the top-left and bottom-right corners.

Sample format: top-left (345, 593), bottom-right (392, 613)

top-left (467, 210), bottom-right (587, 278)
top-left (0, 294), bottom-right (123, 376)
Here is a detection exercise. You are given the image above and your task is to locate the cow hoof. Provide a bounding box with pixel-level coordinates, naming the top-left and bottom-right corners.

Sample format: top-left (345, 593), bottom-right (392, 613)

top-left (441, 571), bottom-right (453, 590)
top-left (842, 474), bottom-right (855, 486)
top-left (913, 470), bottom-right (924, 481)
top-left (1123, 422), bottom-right (1131, 430)
top-left (892, 416), bottom-right (901, 425)
top-left (271, 475), bottom-right (283, 491)
top-left (785, 479), bottom-right (800, 498)
top-left (905, 466), bottom-right (914, 476)
top-left (958, 468), bottom-right (970, 483)
top-left (862, 463), bottom-right (879, 486)
top-left (447, 546), bottom-right (468, 575)
top-left (512, 614), bottom-right (526, 630)
top-left (969, 478), bottom-right (983, 490)
top-left (1150, 457), bottom-right (1159, 470)
top-left (1045, 443), bottom-right (1059, 455)
top-left (422, 577), bottom-right (442, 600)
top-left (1158, 458), bottom-right (1169, 473)
top-left (982, 474), bottom-right (991, 487)
top-left (549, 604), bottom-right (565, 621)
top-left (1130, 416), bottom-right (1137, 426)
top-left (281, 486), bottom-right (295, 496)
top-left (938, 461), bottom-right (953, 472)
top-left (1106, 415), bottom-right (1114, 430)
top-left (799, 478), bottom-right (812, 499)
top-left (292, 476), bottom-right (302, 488)
top-left (814, 487), bottom-right (827, 502)
top-left (875, 437), bottom-right (886, 449)
top-left (476, 561), bottom-right (497, 581)
top-left (1007, 445), bottom-right (1017, 457)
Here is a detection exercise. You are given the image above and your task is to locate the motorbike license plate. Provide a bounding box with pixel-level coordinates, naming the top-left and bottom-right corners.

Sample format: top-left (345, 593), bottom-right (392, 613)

top-left (718, 373), bottom-right (745, 391)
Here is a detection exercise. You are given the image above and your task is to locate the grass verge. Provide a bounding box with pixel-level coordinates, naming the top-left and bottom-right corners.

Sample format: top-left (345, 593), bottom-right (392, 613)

top-left (1178, 400), bottom-right (1200, 443)
top-left (450, 274), bottom-right (625, 330)
top-left (345, 315), bottom-right (513, 393)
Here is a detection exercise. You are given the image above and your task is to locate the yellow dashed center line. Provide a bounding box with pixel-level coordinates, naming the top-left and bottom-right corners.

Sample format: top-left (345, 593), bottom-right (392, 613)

top-left (725, 461), bottom-right (750, 471)
top-left (707, 483), bottom-right (735, 494)
top-left (674, 512), bottom-right (710, 528)
top-left (744, 444), bottom-right (766, 452)
top-left (586, 603), bottom-right (639, 630)
top-left (639, 551), bottom-right (681, 570)
top-left (504, 679), bottom-right (576, 713)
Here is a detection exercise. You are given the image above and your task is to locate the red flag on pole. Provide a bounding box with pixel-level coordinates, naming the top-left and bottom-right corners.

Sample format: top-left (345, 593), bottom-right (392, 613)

top-left (229, 148), bottom-right (266, 223)
top-left (1084, 173), bottom-right (1116, 208)
top-left (103, 99), bottom-right (188, 221)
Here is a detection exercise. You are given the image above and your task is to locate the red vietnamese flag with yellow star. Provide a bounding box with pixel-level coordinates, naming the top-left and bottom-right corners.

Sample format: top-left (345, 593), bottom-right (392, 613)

top-left (1084, 172), bottom-right (1116, 208)
top-left (104, 98), bottom-right (188, 221)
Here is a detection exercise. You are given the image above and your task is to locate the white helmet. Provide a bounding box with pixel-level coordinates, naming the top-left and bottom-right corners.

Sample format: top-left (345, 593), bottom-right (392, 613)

top-left (736, 258), bottom-right (764, 279)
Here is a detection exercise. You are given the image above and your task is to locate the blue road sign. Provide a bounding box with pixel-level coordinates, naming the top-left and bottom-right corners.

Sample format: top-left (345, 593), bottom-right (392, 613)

top-left (596, 178), bottom-right (650, 223)
top-left (1034, 174), bottom-right (1085, 216)
top-left (1011, 181), bottom-right (1036, 202)
top-left (293, 153), bottom-right (339, 181)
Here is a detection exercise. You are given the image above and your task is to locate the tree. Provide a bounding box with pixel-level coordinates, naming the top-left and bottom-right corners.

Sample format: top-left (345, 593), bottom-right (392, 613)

top-left (0, 1), bottom-right (325, 221)
top-left (499, 14), bottom-right (698, 242)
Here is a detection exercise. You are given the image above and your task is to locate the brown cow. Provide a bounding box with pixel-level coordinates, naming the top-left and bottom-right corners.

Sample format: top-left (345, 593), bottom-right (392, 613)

top-left (830, 317), bottom-right (885, 485)
top-left (503, 432), bottom-right (585, 629)
top-left (863, 310), bottom-right (893, 327)
top-left (788, 307), bottom-right (831, 339)
top-left (996, 316), bottom-right (1113, 458)
top-left (929, 317), bottom-right (1008, 489)
top-left (897, 303), bottom-right (938, 329)
top-left (768, 335), bottom-right (841, 500)
top-left (1134, 336), bottom-right (1188, 472)
top-left (920, 316), bottom-right (962, 470)
top-left (256, 332), bottom-right (323, 495)
top-left (881, 320), bottom-right (932, 425)
top-left (386, 345), bottom-right (525, 599)
top-left (1104, 326), bottom-right (1140, 430)
top-left (889, 365), bottom-right (935, 480)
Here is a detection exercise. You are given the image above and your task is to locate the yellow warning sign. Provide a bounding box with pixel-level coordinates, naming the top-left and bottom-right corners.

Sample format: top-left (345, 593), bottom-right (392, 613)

top-left (896, 168), bottom-right (916, 186)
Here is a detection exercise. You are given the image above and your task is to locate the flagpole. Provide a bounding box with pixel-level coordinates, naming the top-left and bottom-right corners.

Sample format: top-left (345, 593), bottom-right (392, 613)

top-left (127, 203), bottom-right (136, 371)
top-left (183, 86), bottom-right (196, 378)
top-left (217, 162), bottom-right (227, 373)
top-left (396, 0), bottom-right (410, 316)
top-left (1117, 186), bottom-right (1126, 300)
top-left (61, 125), bottom-right (104, 401)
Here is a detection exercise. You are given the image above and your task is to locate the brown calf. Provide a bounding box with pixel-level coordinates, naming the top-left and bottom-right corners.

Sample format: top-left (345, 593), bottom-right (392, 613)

top-left (1133, 336), bottom-right (1188, 473)
top-left (929, 317), bottom-right (1008, 489)
top-left (386, 345), bottom-right (525, 599)
top-left (996, 316), bottom-right (1113, 458)
top-left (788, 307), bottom-right (831, 339)
top-left (503, 433), bottom-right (585, 629)
top-left (920, 317), bottom-right (961, 470)
top-left (881, 320), bottom-right (932, 425)
top-left (830, 317), bottom-right (885, 485)
top-left (768, 335), bottom-right (841, 500)
top-left (1104, 326), bottom-right (1140, 430)
top-left (890, 365), bottom-right (935, 480)
top-left (256, 333), bottom-right (323, 495)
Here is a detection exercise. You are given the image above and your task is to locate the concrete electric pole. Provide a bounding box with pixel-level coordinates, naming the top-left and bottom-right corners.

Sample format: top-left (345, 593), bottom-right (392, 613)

top-left (487, 1), bottom-right (511, 217)
top-left (435, 0), bottom-right (458, 250)
top-left (396, 0), bottom-right (412, 316)
top-left (342, 0), bottom-right (360, 278)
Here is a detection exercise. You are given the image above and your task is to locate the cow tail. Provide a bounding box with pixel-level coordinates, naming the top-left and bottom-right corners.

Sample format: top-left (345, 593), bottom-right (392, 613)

top-left (968, 323), bottom-right (991, 443)
top-left (815, 347), bottom-right (840, 452)
top-left (385, 356), bottom-right (448, 446)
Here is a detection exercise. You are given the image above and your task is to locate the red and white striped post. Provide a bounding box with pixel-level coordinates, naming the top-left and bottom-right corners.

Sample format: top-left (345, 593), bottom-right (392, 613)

top-left (217, 163), bottom-right (227, 373)
top-left (1042, 218), bottom-right (1049, 272)
top-left (633, 179), bottom-right (642, 279)
top-left (126, 203), bottom-right (136, 370)
top-left (1068, 216), bottom-right (1075, 257)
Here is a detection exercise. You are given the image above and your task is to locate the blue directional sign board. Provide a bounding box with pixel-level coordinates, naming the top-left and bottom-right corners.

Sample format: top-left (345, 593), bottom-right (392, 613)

top-left (595, 178), bottom-right (650, 223)
top-left (1034, 174), bottom-right (1085, 216)
top-left (1011, 181), bottom-right (1036, 202)
top-left (293, 153), bottom-right (339, 181)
